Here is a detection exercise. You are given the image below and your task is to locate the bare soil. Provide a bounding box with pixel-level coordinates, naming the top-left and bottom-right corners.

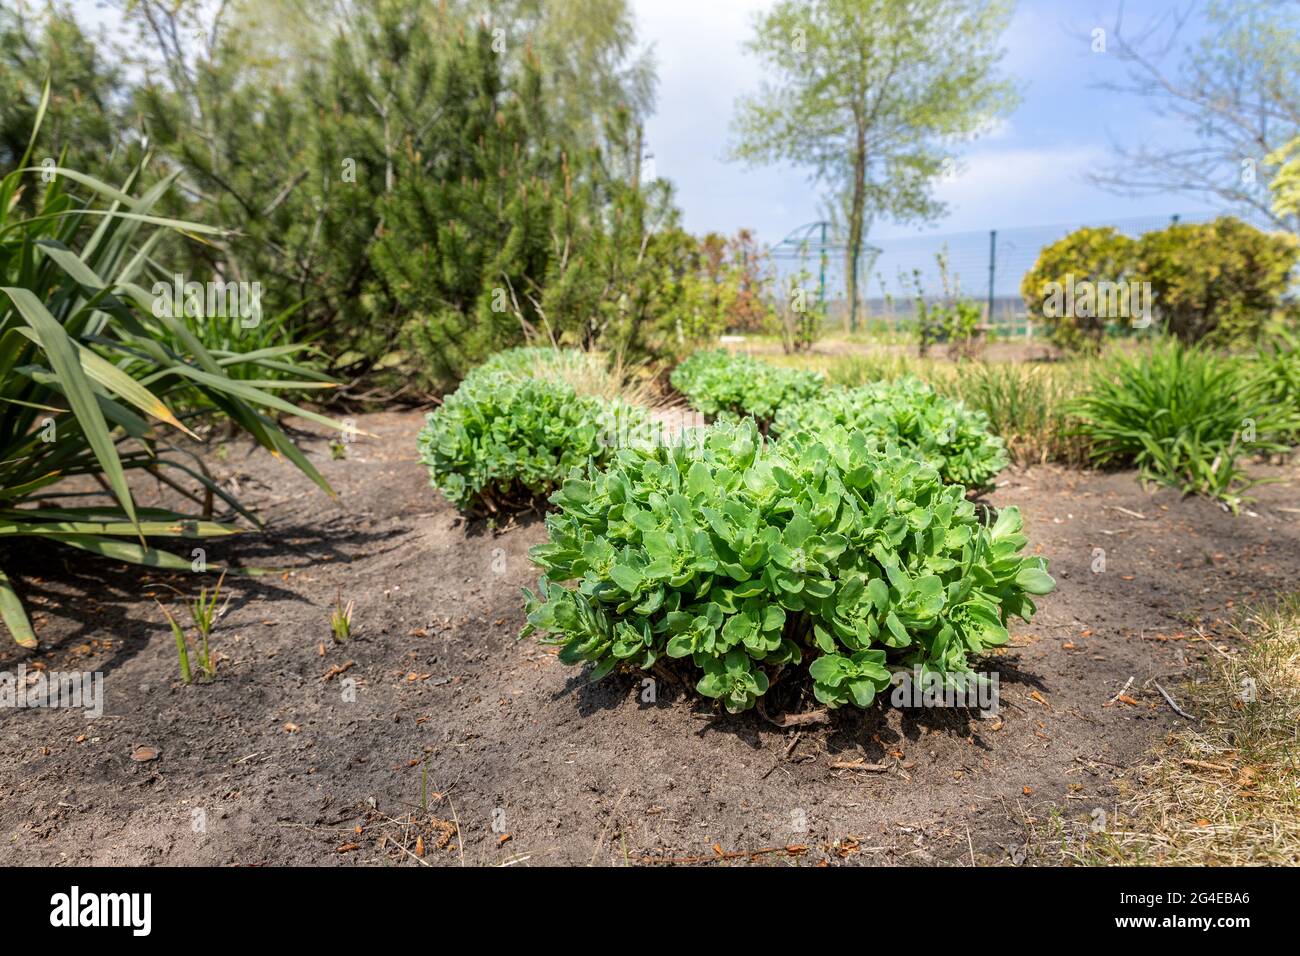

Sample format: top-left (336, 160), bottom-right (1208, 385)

top-left (2, 410), bottom-right (1297, 866)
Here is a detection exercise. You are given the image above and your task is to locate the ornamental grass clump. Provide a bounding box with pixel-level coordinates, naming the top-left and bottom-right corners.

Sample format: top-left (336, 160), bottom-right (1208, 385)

top-left (467, 346), bottom-right (658, 405)
top-left (417, 371), bottom-right (645, 514)
top-left (1070, 341), bottom-right (1300, 512)
top-left (522, 418), bottom-right (1053, 714)
top-left (772, 376), bottom-right (1009, 489)
top-left (670, 350), bottom-right (823, 427)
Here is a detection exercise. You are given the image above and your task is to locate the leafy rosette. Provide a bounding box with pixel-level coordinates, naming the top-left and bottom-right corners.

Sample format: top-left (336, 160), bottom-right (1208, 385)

top-left (772, 376), bottom-right (1009, 489)
top-left (670, 350), bottom-right (823, 426)
top-left (522, 418), bottom-right (1052, 713)
top-left (417, 372), bottom-right (644, 512)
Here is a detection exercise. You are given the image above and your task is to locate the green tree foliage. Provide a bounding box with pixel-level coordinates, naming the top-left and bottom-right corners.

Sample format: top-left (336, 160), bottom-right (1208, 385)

top-left (1093, 0), bottom-right (1300, 234)
top-left (1022, 218), bottom-right (1298, 351)
top-left (729, 0), bottom-right (1017, 331)
top-left (365, 21), bottom-right (559, 387)
top-left (0, 5), bottom-right (131, 192)
top-left (453, 0), bottom-right (656, 151)
top-left (1268, 137), bottom-right (1300, 223)
top-left (5, 1), bottom-right (679, 396)
top-left (656, 232), bottom-right (776, 353)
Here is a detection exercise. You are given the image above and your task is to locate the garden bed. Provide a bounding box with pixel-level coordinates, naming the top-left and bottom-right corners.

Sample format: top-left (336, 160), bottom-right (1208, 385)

top-left (1, 410), bottom-right (1297, 866)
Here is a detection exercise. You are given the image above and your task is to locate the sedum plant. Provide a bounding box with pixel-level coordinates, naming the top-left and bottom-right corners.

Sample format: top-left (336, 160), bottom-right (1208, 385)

top-left (670, 350), bottom-right (823, 427)
top-left (772, 376), bottom-right (1009, 489)
top-left (417, 371), bottom-right (646, 514)
top-left (522, 418), bottom-right (1053, 713)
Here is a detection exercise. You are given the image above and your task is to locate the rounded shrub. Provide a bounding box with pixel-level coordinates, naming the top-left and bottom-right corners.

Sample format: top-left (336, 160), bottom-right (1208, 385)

top-left (522, 418), bottom-right (1053, 713)
top-left (670, 350), bottom-right (823, 426)
top-left (1135, 217), bottom-right (1299, 345)
top-left (772, 376), bottom-right (1009, 489)
top-left (1020, 226), bottom-right (1139, 354)
top-left (418, 372), bottom-right (644, 513)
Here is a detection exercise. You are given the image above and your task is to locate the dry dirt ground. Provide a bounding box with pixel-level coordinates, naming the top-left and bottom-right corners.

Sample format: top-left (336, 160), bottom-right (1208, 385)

top-left (2, 410), bottom-right (1297, 866)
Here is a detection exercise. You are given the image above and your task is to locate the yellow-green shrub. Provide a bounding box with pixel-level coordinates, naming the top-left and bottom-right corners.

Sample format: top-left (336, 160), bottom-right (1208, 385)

top-left (1136, 217), bottom-right (1298, 345)
top-left (1019, 226), bottom-right (1138, 354)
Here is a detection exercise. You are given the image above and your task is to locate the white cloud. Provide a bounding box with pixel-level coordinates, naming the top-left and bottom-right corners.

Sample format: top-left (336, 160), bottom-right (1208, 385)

top-left (906, 144), bottom-right (1110, 236)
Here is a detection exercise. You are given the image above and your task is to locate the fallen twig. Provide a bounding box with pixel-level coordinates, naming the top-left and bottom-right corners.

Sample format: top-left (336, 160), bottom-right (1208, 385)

top-left (1151, 681), bottom-right (1195, 720)
top-left (828, 759), bottom-right (890, 772)
top-left (1104, 505), bottom-right (1146, 520)
top-left (321, 660), bottom-right (355, 682)
top-left (757, 699), bottom-right (829, 728)
top-left (1181, 759), bottom-right (1233, 774)
top-left (1106, 676), bottom-right (1135, 706)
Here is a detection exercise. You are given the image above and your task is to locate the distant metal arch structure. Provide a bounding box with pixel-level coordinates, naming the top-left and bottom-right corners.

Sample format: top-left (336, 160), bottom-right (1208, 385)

top-left (769, 221), bottom-right (880, 312)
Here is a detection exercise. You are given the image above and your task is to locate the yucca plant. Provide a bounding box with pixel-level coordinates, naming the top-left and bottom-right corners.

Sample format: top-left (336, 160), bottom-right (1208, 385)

top-left (1070, 341), bottom-right (1300, 512)
top-left (0, 87), bottom-right (345, 646)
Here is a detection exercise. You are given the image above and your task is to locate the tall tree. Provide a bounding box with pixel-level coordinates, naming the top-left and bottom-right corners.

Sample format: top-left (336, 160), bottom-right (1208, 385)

top-left (450, 0), bottom-right (657, 153)
top-left (0, 5), bottom-right (133, 189)
top-left (729, 0), bottom-right (1017, 331)
top-left (1090, 0), bottom-right (1300, 234)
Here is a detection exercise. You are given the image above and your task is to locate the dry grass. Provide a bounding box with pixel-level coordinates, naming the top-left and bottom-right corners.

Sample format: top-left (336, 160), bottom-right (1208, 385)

top-left (763, 351), bottom-right (1093, 467)
top-left (502, 345), bottom-right (664, 406)
top-left (1039, 595), bottom-right (1300, 865)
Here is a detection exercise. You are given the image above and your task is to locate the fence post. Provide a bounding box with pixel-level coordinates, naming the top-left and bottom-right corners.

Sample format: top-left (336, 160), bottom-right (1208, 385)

top-left (986, 229), bottom-right (997, 326)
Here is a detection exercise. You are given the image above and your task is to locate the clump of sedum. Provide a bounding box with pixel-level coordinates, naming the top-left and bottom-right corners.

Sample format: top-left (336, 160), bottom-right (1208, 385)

top-left (773, 376), bottom-right (1009, 490)
top-left (670, 350), bottom-right (823, 427)
top-left (418, 371), bottom-right (644, 513)
top-left (522, 418), bottom-right (1052, 713)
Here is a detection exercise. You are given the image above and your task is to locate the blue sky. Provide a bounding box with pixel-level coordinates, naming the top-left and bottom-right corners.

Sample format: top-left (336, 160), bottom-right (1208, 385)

top-left (634, 0), bottom-right (1225, 245)
top-left (71, 0), bottom-right (1226, 252)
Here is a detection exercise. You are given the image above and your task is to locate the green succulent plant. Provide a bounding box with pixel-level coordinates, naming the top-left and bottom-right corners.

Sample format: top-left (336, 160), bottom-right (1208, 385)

top-left (522, 418), bottom-right (1052, 713)
top-left (670, 350), bottom-right (823, 427)
top-left (417, 371), bottom-right (645, 513)
top-left (772, 376), bottom-right (1009, 489)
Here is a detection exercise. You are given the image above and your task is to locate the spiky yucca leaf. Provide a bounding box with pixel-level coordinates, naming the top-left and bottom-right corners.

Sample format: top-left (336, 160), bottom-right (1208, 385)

top-left (0, 106), bottom-right (347, 646)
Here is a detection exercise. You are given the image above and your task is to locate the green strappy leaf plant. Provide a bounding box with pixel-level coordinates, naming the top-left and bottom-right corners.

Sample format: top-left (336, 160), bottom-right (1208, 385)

top-left (0, 86), bottom-right (346, 646)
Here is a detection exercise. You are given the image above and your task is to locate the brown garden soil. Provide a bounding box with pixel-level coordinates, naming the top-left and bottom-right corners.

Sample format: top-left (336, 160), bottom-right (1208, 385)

top-left (2, 410), bottom-right (1298, 866)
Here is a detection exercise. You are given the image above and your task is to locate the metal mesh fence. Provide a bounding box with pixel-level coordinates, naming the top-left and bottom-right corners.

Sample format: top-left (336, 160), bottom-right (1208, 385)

top-left (769, 212), bottom-right (1218, 337)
